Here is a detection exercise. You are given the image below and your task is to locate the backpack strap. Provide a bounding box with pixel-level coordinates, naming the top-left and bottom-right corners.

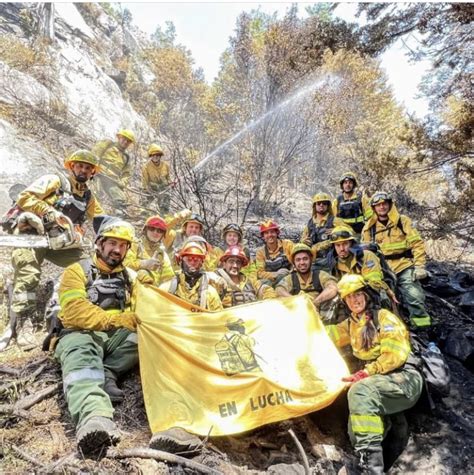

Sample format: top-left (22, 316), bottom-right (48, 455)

top-left (397, 217), bottom-right (406, 236)
top-left (79, 258), bottom-right (94, 287)
top-left (290, 271), bottom-right (300, 295)
top-left (199, 273), bottom-right (209, 308)
top-left (311, 269), bottom-right (323, 293)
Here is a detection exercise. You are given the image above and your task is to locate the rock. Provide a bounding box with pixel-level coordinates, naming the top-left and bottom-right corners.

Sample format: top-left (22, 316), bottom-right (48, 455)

top-left (444, 329), bottom-right (474, 364)
top-left (459, 290), bottom-right (474, 313)
top-left (267, 450), bottom-right (295, 465)
top-left (311, 443), bottom-right (343, 462)
top-left (267, 462), bottom-right (305, 474)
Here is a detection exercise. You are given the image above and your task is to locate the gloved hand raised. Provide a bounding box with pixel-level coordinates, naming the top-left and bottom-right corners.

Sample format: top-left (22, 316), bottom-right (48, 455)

top-left (140, 258), bottom-right (161, 271)
top-left (107, 312), bottom-right (141, 332)
top-left (413, 266), bottom-right (428, 281)
top-left (342, 370), bottom-right (369, 383)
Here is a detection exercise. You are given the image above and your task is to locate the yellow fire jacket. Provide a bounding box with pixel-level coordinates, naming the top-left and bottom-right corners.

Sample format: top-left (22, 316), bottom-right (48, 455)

top-left (92, 140), bottom-right (132, 185)
top-left (215, 269), bottom-right (276, 308)
top-left (124, 237), bottom-right (175, 285)
top-left (58, 255), bottom-right (140, 330)
top-left (332, 191), bottom-right (373, 228)
top-left (334, 250), bottom-right (389, 294)
top-left (327, 308), bottom-right (411, 375)
top-left (255, 239), bottom-right (295, 282)
top-left (361, 203), bottom-right (426, 274)
top-left (301, 212), bottom-right (345, 256)
top-left (16, 173), bottom-right (102, 221)
top-left (160, 272), bottom-right (223, 311)
top-left (142, 160), bottom-right (170, 191)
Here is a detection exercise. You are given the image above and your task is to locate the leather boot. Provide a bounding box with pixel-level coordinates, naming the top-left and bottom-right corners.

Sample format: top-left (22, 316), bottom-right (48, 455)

top-left (104, 378), bottom-right (124, 403)
top-left (76, 416), bottom-right (120, 455)
top-left (359, 447), bottom-right (385, 475)
top-left (15, 312), bottom-right (37, 349)
top-left (149, 427), bottom-right (201, 454)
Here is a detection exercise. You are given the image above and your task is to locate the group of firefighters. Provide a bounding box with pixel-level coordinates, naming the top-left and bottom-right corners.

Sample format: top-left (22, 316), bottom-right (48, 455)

top-left (0, 128), bottom-right (434, 474)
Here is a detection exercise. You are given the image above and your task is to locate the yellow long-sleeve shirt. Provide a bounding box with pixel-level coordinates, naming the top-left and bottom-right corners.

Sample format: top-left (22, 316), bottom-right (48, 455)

top-left (16, 173), bottom-right (102, 222)
top-left (142, 160), bottom-right (170, 191)
top-left (92, 140), bottom-right (132, 185)
top-left (58, 255), bottom-right (139, 330)
top-left (327, 308), bottom-right (411, 375)
top-left (361, 203), bottom-right (426, 274)
top-left (255, 239), bottom-right (294, 282)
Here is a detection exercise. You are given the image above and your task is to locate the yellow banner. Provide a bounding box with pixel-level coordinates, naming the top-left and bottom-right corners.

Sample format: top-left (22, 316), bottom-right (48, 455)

top-left (136, 284), bottom-right (349, 437)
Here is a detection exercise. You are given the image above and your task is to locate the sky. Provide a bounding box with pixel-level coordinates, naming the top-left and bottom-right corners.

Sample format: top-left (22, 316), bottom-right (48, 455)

top-left (124, 1), bottom-right (430, 118)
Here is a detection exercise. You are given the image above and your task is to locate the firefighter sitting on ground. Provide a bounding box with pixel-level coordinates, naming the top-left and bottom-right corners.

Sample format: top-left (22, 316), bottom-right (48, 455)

top-left (124, 215), bottom-right (175, 286)
top-left (326, 225), bottom-right (396, 306)
top-left (151, 241), bottom-right (223, 454)
top-left (333, 172), bottom-right (372, 235)
top-left (215, 246), bottom-right (275, 308)
top-left (142, 143), bottom-right (174, 215)
top-left (55, 216), bottom-right (145, 455)
top-left (0, 150), bottom-right (103, 351)
top-left (255, 220), bottom-right (295, 288)
top-left (213, 223), bottom-right (256, 277)
top-left (361, 191), bottom-right (431, 330)
top-left (327, 274), bottom-right (423, 475)
top-left (92, 129), bottom-right (135, 215)
top-left (301, 192), bottom-right (344, 271)
top-left (275, 243), bottom-right (339, 323)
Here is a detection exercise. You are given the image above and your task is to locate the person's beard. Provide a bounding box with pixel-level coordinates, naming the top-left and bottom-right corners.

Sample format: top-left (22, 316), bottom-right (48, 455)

top-left (182, 261), bottom-right (202, 287)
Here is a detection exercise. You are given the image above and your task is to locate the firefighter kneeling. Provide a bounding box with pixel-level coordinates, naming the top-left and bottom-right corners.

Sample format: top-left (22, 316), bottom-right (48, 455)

top-left (329, 274), bottom-right (423, 474)
top-left (54, 217), bottom-right (141, 455)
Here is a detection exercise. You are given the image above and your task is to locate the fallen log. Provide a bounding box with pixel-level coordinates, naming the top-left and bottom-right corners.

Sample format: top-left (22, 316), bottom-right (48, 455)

top-left (107, 447), bottom-right (223, 475)
top-left (0, 383), bottom-right (59, 415)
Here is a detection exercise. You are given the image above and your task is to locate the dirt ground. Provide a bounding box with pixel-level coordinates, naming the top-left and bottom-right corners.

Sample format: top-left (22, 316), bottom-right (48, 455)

top-left (0, 249), bottom-right (473, 474)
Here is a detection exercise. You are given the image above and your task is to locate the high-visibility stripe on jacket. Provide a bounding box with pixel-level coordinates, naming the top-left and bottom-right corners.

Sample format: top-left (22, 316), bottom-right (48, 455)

top-left (361, 203), bottom-right (426, 274)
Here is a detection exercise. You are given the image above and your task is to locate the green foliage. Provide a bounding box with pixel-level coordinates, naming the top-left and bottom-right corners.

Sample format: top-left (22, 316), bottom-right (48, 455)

top-left (152, 21), bottom-right (177, 47)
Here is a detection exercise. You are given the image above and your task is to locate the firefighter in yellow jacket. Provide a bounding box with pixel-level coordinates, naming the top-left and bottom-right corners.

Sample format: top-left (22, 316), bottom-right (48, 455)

top-left (361, 191), bottom-right (431, 329)
top-left (55, 217), bottom-right (143, 455)
top-left (332, 172), bottom-right (372, 235)
top-left (92, 129), bottom-right (135, 213)
top-left (328, 274), bottom-right (423, 474)
top-left (301, 192), bottom-right (345, 270)
top-left (216, 246), bottom-right (275, 308)
top-left (159, 242), bottom-right (223, 311)
top-left (124, 215), bottom-right (175, 286)
top-left (0, 151), bottom-right (103, 351)
top-left (142, 143), bottom-right (173, 214)
top-left (255, 220), bottom-right (295, 288)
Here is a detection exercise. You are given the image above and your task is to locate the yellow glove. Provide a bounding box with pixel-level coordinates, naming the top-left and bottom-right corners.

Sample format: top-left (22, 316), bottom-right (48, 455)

top-left (178, 209), bottom-right (192, 219)
top-left (108, 312), bottom-right (141, 331)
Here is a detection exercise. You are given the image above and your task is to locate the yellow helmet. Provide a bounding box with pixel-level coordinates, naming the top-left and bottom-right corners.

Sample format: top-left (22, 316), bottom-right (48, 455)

top-left (64, 150), bottom-right (102, 174)
top-left (339, 172), bottom-right (358, 188)
top-left (312, 192), bottom-right (332, 205)
top-left (290, 243), bottom-right (314, 264)
top-left (182, 214), bottom-right (205, 231)
top-left (330, 226), bottom-right (356, 244)
top-left (148, 143), bottom-right (164, 157)
top-left (337, 274), bottom-right (367, 299)
top-left (117, 129), bottom-right (136, 144)
top-left (94, 216), bottom-right (135, 244)
top-left (370, 191), bottom-right (393, 207)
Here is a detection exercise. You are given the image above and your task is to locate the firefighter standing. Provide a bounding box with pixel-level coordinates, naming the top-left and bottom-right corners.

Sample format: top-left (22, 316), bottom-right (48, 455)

top-left (0, 151), bottom-right (103, 351)
top-left (333, 172), bottom-right (372, 235)
top-left (329, 274), bottom-right (423, 474)
top-left (301, 192), bottom-right (344, 270)
top-left (92, 129), bottom-right (135, 213)
top-left (361, 192), bottom-right (431, 329)
top-left (55, 217), bottom-right (142, 455)
top-left (142, 143), bottom-right (173, 214)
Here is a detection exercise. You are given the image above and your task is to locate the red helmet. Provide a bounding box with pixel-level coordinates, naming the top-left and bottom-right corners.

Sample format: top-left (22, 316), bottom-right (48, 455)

top-left (144, 216), bottom-right (167, 232)
top-left (220, 245), bottom-right (249, 266)
top-left (260, 219), bottom-right (280, 237)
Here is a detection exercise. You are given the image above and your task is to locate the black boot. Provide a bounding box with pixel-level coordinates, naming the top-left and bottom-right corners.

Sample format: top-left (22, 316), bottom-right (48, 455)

top-left (359, 447), bottom-right (384, 474)
top-left (104, 378), bottom-right (124, 403)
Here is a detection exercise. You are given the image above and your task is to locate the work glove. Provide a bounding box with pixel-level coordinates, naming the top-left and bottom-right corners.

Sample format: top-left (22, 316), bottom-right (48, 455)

top-left (178, 209), bottom-right (192, 220)
top-left (413, 266), bottom-right (428, 281)
top-left (44, 208), bottom-right (68, 227)
top-left (342, 370), bottom-right (369, 383)
top-left (275, 268), bottom-right (291, 278)
top-left (16, 212), bottom-right (45, 235)
top-left (108, 312), bottom-right (141, 332)
top-left (140, 258), bottom-right (161, 271)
